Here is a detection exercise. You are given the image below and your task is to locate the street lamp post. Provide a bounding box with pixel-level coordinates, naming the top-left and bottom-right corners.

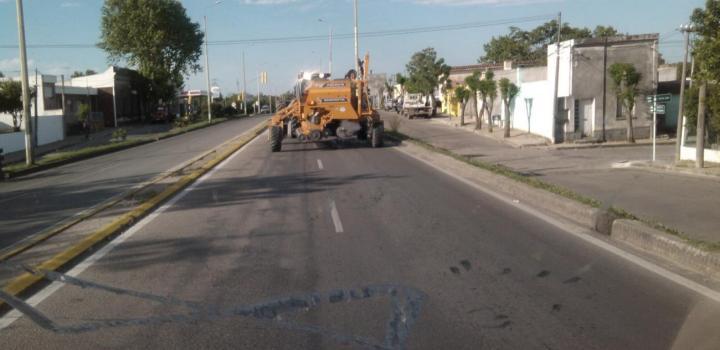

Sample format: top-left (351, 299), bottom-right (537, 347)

top-left (318, 19), bottom-right (333, 76)
top-left (353, 0), bottom-right (359, 75)
top-left (14, 0), bottom-right (33, 165)
top-left (203, 1), bottom-right (223, 124)
top-left (204, 15), bottom-right (212, 123)
top-left (675, 23), bottom-right (695, 162)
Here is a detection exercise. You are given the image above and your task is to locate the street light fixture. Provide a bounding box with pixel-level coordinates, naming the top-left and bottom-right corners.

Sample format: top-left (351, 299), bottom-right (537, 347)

top-left (318, 18), bottom-right (333, 76)
top-left (204, 0), bottom-right (223, 124)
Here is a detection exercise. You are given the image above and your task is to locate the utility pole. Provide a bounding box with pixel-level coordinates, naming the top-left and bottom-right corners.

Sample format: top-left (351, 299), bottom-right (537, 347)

top-left (242, 51), bottom-right (247, 115)
top-left (329, 25), bottom-right (333, 76)
top-left (696, 81), bottom-right (706, 168)
top-left (675, 24), bottom-right (694, 162)
top-left (651, 39), bottom-right (658, 161)
top-left (353, 0), bottom-right (359, 75)
top-left (15, 0), bottom-right (33, 165)
top-left (33, 68), bottom-right (38, 150)
top-left (551, 12), bottom-right (562, 144)
top-left (60, 75), bottom-right (67, 137)
top-left (204, 16), bottom-right (212, 123)
top-left (601, 36), bottom-right (608, 142)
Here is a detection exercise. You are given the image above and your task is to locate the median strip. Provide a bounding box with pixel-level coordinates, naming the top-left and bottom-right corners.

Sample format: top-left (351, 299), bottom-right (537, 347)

top-left (0, 121), bottom-right (267, 309)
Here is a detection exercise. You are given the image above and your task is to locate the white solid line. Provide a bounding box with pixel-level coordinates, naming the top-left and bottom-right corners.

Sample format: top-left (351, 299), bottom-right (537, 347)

top-left (393, 145), bottom-right (720, 304)
top-left (0, 132), bottom-right (266, 331)
top-left (330, 201), bottom-right (344, 233)
top-left (317, 159), bottom-right (324, 170)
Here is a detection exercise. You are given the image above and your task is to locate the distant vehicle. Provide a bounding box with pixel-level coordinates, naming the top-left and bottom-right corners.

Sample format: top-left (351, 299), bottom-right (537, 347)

top-left (401, 93), bottom-right (432, 119)
top-left (260, 105), bottom-right (271, 114)
top-left (151, 107), bottom-right (172, 123)
top-left (383, 96), bottom-right (395, 111)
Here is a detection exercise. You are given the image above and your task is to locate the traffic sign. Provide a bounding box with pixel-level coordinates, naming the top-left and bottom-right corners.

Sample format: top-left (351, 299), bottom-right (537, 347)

top-left (646, 94), bottom-right (671, 103)
top-left (650, 104), bottom-right (666, 114)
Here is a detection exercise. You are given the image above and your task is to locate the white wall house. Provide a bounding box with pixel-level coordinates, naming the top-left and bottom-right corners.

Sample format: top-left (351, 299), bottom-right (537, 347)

top-left (0, 75), bottom-right (98, 155)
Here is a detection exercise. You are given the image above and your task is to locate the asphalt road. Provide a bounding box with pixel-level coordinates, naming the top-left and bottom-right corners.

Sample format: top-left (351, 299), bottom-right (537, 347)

top-left (0, 115), bottom-right (267, 250)
top-left (1, 134), bottom-right (719, 349)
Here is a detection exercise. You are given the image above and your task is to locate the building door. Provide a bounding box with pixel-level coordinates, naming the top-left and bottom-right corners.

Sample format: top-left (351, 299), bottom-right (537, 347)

top-left (578, 99), bottom-right (594, 138)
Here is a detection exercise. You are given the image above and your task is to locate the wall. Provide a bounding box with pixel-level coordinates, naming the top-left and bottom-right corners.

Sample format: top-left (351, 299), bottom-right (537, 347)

top-left (0, 115), bottom-right (64, 153)
top-left (681, 146), bottom-right (720, 163)
top-left (510, 80), bottom-right (554, 141)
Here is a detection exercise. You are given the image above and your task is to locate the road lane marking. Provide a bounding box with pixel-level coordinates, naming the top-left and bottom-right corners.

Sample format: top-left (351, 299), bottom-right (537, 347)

top-left (330, 201), bottom-right (344, 233)
top-left (0, 132), bottom-right (266, 331)
top-left (317, 159), bottom-right (324, 170)
top-left (392, 144), bottom-right (720, 303)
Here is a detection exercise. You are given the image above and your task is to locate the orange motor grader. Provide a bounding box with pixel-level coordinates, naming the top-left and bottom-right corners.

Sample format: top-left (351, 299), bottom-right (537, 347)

top-left (268, 54), bottom-right (384, 152)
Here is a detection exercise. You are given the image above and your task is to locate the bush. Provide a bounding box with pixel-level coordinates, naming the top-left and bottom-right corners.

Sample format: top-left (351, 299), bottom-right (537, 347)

top-left (112, 128), bottom-right (127, 141)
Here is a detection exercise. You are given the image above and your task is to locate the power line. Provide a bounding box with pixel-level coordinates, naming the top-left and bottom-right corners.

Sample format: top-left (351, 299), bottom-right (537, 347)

top-left (0, 14), bottom-right (554, 49)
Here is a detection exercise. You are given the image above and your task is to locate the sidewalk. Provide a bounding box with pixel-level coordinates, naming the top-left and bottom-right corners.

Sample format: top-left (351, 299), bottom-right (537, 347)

top-left (430, 115), bottom-right (551, 148)
top-left (385, 111), bottom-right (720, 246)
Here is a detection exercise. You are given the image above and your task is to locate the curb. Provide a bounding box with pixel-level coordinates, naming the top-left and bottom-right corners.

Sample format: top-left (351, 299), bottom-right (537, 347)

top-left (547, 140), bottom-right (676, 151)
top-left (613, 161), bottom-right (720, 181)
top-left (0, 122), bottom-right (267, 307)
top-left (612, 220), bottom-right (720, 279)
top-left (390, 133), bottom-right (720, 281)
top-left (1, 117), bottom-right (245, 180)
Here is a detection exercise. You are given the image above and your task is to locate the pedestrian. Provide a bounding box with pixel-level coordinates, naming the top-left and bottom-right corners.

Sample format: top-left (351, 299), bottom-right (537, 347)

top-left (83, 118), bottom-right (91, 140)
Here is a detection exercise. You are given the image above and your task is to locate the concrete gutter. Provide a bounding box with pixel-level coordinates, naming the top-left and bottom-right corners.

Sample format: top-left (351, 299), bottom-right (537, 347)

top-left (0, 121), bottom-right (268, 308)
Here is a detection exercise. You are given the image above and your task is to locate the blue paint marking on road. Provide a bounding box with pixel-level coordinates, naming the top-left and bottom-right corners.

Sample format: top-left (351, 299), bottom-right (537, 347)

top-left (0, 263), bottom-right (426, 350)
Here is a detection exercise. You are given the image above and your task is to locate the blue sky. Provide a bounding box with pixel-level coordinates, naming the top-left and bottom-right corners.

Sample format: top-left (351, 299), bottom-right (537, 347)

top-left (0, 0), bottom-right (706, 96)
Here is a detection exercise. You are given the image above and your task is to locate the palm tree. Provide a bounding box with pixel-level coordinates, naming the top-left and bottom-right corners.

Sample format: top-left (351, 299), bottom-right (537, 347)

top-left (464, 71), bottom-right (482, 130)
top-left (499, 78), bottom-right (520, 138)
top-left (478, 71), bottom-right (497, 133)
top-left (454, 86), bottom-right (470, 126)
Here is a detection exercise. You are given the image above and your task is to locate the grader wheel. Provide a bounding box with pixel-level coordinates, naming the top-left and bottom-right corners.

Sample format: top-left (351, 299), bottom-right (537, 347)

top-left (270, 126), bottom-right (282, 152)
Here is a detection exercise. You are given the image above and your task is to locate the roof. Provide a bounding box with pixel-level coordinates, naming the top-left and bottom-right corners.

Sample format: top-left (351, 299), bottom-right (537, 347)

top-left (570, 33), bottom-right (660, 48)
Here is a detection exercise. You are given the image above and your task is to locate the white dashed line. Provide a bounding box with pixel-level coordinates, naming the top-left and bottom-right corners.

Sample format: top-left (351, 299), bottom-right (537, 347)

top-left (330, 200), bottom-right (344, 233)
top-left (317, 159), bottom-right (324, 170)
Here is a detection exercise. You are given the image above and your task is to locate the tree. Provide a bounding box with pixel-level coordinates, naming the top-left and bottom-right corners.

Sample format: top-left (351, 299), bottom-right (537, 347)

top-left (405, 48), bottom-right (450, 111)
top-left (499, 78), bottom-right (520, 138)
top-left (99, 0), bottom-right (204, 104)
top-left (0, 72), bottom-right (4, 78)
top-left (0, 80), bottom-right (23, 131)
top-left (395, 73), bottom-right (407, 98)
top-left (480, 21), bottom-right (617, 64)
top-left (464, 72), bottom-right (482, 130)
top-left (685, 0), bottom-right (720, 147)
top-left (71, 69), bottom-right (98, 78)
top-left (593, 25), bottom-right (620, 38)
top-left (453, 86), bottom-right (470, 126)
top-left (609, 63), bottom-right (642, 143)
top-left (477, 71), bottom-right (498, 133)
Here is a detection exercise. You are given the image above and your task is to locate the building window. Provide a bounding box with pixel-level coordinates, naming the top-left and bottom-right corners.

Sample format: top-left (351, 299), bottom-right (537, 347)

top-left (616, 97), bottom-right (624, 120)
top-left (574, 99), bottom-right (580, 131)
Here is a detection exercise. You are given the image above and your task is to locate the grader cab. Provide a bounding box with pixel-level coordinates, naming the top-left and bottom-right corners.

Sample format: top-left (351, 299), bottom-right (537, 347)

top-left (268, 54), bottom-right (384, 152)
